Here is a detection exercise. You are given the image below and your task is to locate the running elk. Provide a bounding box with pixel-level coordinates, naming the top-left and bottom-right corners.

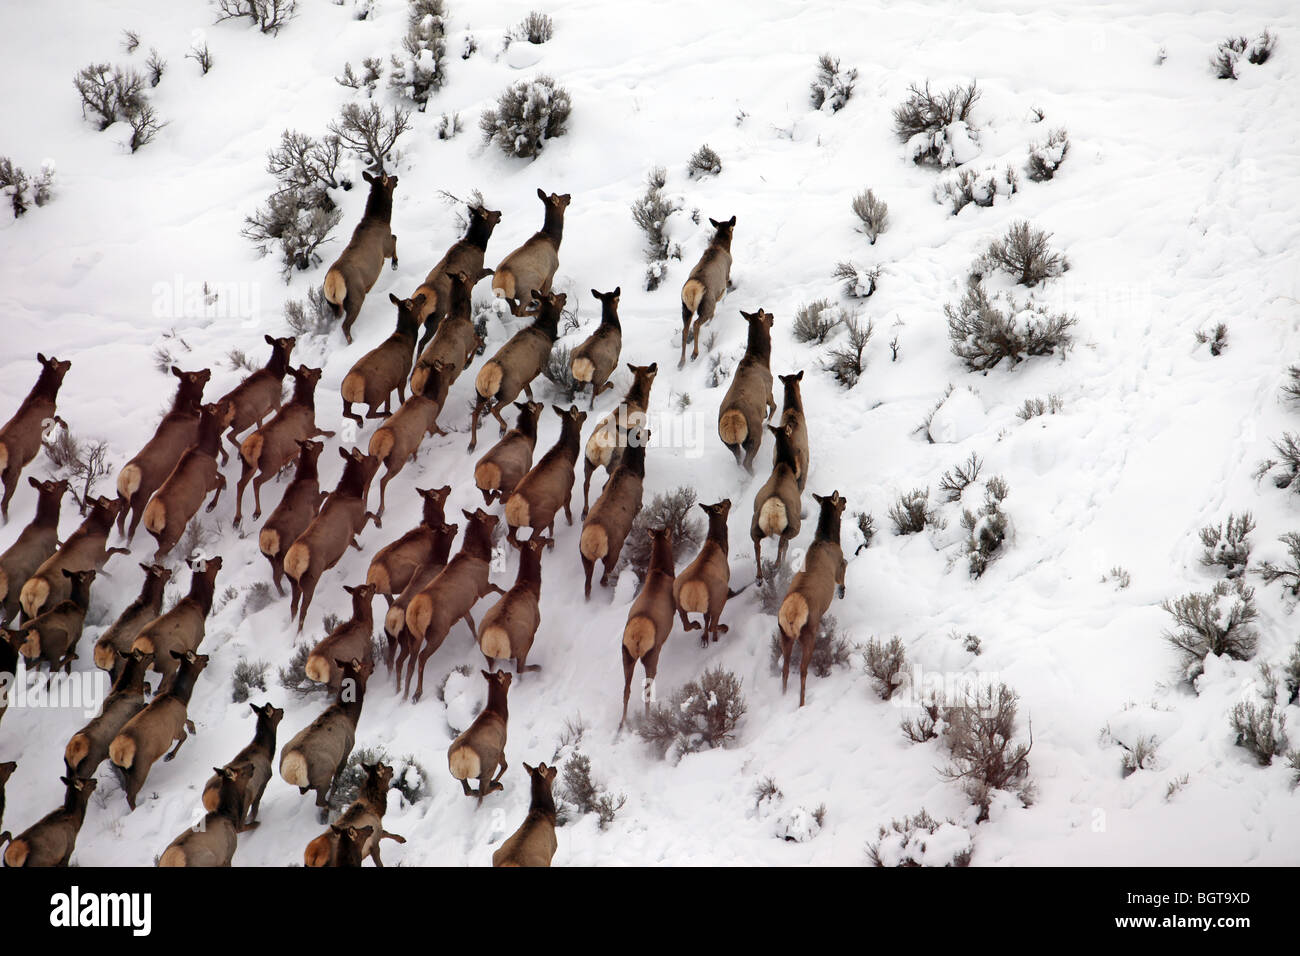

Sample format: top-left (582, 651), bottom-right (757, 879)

top-left (340, 294), bottom-right (422, 426)
top-left (751, 421), bottom-right (802, 582)
top-left (329, 824), bottom-right (374, 867)
top-left (469, 289), bottom-right (564, 452)
top-left (131, 556), bottom-right (222, 691)
top-left (0, 353), bottom-right (71, 520)
top-left (479, 535), bottom-right (548, 674)
top-left (20, 495), bottom-right (126, 619)
top-left (777, 491), bottom-right (847, 707)
top-left (447, 669), bottom-right (511, 802)
top-left (1, 774), bottom-right (96, 867)
top-left (279, 656), bottom-right (373, 819)
top-left (9, 568), bottom-right (95, 673)
top-left (777, 370), bottom-right (809, 490)
top-left (92, 564), bottom-right (171, 676)
top-left (216, 335), bottom-right (296, 465)
top-left (304, 760), bottom-right (405, 867)
top-left (258, 439), bottom-right (326, 597)
top-left (0, 477), bottom-right (67, 624)
top-left (474, 401), bottom-right (542, 506)
top-left (411, 269), bottom-right (490, 395)
top-left (157, 763), bottom-right (251, 867)
top-left (679, 216), bottom-right (735, 367)
top-left (201, 702), bottom-right (283, 830)
top-left (142, 399), bottom-right (235, 560)
top-left (582, 363), bottom-right (656, 518)
top-left (718, 309), bottom-right (776, 472)
top-left (412, 203), bottom-right (502, 348)
top-left (381, 521), bottom-right (457, 673)
top-left (64, 649), bottom-right (153, 779)
top-left (491, 189), bottom-right (569, 316)
top-left (305, 583), bottom-right (376, 688)
top-left (368, 360), bottom-right (451, 517)
top-left (492, 761), bottom-right (558, 867)
top-left (674, 499), bottom-right (734, 645)
top-left (505, 405), bottom-right (586, 544)
top-left (621, 526), bottom-right (674, 727)
top-left (366, 485), bottom-right (451, 604)
top-left (323, 170), bottom-right (399, 344)
top-left (580, 426), bottom-right (649, 599)
top-left (571, 288), bottom-right (622, 408)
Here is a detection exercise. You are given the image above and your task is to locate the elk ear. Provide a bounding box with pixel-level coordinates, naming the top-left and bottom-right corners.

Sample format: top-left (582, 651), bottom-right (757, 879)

top-left (530, 289), bottom-right (544, 303)
top-left (537, 187), bottom-right (547, 202)
top-left (481, 669), bottom-right (493, 681)
top-left (389, 292), bottom-right (401, 306)
top-left (340, 446), bottom-right (352, 460)
top-left (28, 475), bottom-right (40, 489)
top-left (478, 267), bottom-right (494, 280)
top-left (362, 170), bottom-right (376, 184)
top-left (795, 369), bottom-right (804, 381)
top-left (646, 362), bottom-right (658, 374)
top-left (613, 286), bottom-right (621, 298)
top-left (171, 366), bottom-right (183, 378)
top-left (462, 508), bottom-right (476, 522)
top-left (727, 215), bottom-right (736, 227)
top-left (709, 218), bottom-right (720, 228)
top-left (591, 289), bottom-right (601, 299)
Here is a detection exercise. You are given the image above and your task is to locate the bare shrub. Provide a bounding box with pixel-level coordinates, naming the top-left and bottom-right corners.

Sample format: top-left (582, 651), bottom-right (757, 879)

top-left (853, 511), bottom-right (875, 554)
top-left (144, 49), bottom-right (166, 87)
top-left (850, 189), bottom-right (889, 243)
top-left (975, 220), bottom-right (1066, 287)
top-left (41, 423), bottom-right (111, 515)
top-left (945, 285), bottom-right (1076, 371)
top-left (73, 64), bottom-right (147, 131)
top-left (329, 746), bottom-right (431, 811)
top-left (767, 616), bottom-right (854, 680)
top-left (961, 476), bottom-right (1010, 578)
top-left (866, 809), bottom-right (973, 867)
top-left (122, 30), bottom-right (140, 54)
top-left (479, 75), bottom-right (572, 159)
top-left (215, 0), bottom-right (298, 35)
top-left (825, 315), bottom-right (873, 388)
top-left (1248, 29), bottom-right (1276, 65)
top-left (863, 636), bottom-right (906, 700)
top-left (1016, 395), bottom-right (1063, 420)
top-left (900, 703), bottom-right (945, 744)
top-left (756, 558), bottom-right (795, 615)
top-left (1211, 36), bottom-right (1248, 79)
top-left (889, 488), bottom-right (937, 535)
top-left (186, 42), bottom-right (214, 75)
top-left (1162, 580), bottom-right (1258, 681)
top-left (390, 0), bottom-right (448, 109)
top-left (687, 144), bottom-right (722, 179)
top-left (1230, 700), bottom-right (1288, 766)
top-left (328, 102), bottom-right (412, 171)
top-left (231, 659), bottom-right (269, 703)
top-left (832, 262), bottom-right (879, 299)
top-left (938, 452), bottom-right (982, 502)
top-left (513, 11), bottom-right (554, 44)
top-left (1194, 322), bottom-right (1228, 356)
top-left (559, 753), bottom-right (625, 829)
top-left (337, 58), bottom-right (383, 95)
top-left (436, 112), bottom-right (463, 139)
top-left (265, 130), bottom-right (346, 203)
top-left (1199, 512), bottom-right (1254, 579)
top-left (126, 101), bottom-right (166, 153)
top-left (1120, 734), bottom-right (1158, 777)
top-left (278, 643), bottom-right (327, 697)
top-left (940, 682), bottom-right (1033, 821)
top-left (935, 165), bottom-right (1018, 215)
top-left (636, 667), bottom-right (747, 760)
top-left (243, 191), bottom-right (342, 279)
top-left (1256, 532), bottom-right (1300, 595)
top-left (809, 53), bottom-right (857, 113)
top-left (1025, 127), bottom-right (1069, 182)
top-left (0, 157), bottom-right (55, 218)
top-left (792, 299), bottom-right (842, 344)
top-left (283, 287), bottom-right (335, 337)
top-left (620, 487), bottom-right (702, 581)
top-left (631, 167), bottom-right (682, 291)
top-left (892, 80), bottom-right (980, 166)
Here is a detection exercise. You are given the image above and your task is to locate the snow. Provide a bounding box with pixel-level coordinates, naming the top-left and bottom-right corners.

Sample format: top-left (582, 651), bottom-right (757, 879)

top-left (1, 0), bottom-right (1299, 867)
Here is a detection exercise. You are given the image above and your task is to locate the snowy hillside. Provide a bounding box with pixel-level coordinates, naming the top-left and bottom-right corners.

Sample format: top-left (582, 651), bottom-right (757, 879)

top-left (1, 0), bottom-right (1298, 866)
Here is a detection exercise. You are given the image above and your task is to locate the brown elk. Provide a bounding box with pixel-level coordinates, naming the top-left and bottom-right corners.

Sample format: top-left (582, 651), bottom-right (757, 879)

top-left (258, 439), bottom-right (327, 597)
top-left (328, 824), bottom-right (374, 867)
top-left (474, 401), bottom-right (542, 506)
top-left (64, 649), bottom-right (153, 779)
top-left (571, 288), bottom-right (622, 408)
top-left (505, 405), bottom-right (586, 545)
top-left (411, 269), bottom-right (490, 395)
top-left (305, 583), bottom-right (377, 688)
top-left (674, 499), bottom-right (734, 645)
top-left (382, 521), bottom-right (457, 673)
top-left (92, 564), bottom-right (171, 677)
top-left (234, 365), bottom-right (334, 525)
top-left (0, 477), bottom-right (67, 624)
top-left (215, 334), bottom-right (296, 464)
top-left (581, 362), bottom-right (657, 518)
top-left (201, 702), bottom-right (283, 830)
top-left (284, 447), bottom-right (380, 632)
top-left (0, 353), bottom-right (71, 521)
top-left (366, 485), bottom-right (451, 604)
top-left (621, 526), bottom-right (675, 727)
top-left (116, 367), bottom-right (211, 540)
top-left (279, 656), bottom-right (373, 819)
top-left (323, 170), bottom-right (399, 344)
top-left (469, 289), bottom-right (564, 452)
top-left (679, 216), bottom-right (735, 366)
top-left (131, 556), bottom-right (222, 691)
top-left (341, 293), bottom-right (422, 426)
top-left (304, 760), bottom-right (406, 867)
top-left (400, 509), bottom-right (504, 702)
top-left (777, 370), bottom-right (809, 490)
top-left (109, 650), bottom-right (209, 811)
top-left (9, 568), bottom-right (95, 673)
top-left (718, 308), bottom-right (776, 472)
top-left (491, 189), bottom-right (570, 316)
top-left (157, 763), bottom-right (251, 867)
top-left (751, 421), bottom-right (803, 582)
top-left (777, 491), bottom-right (847, 707)
top-left (142, 399), bottom-right (235, 560)
top-left (478, 535), bottom-right (548, 674)
top-left (368, 361), bottom-right (451, 517)
top-left (447, 669), bottom-right (511, 802)
top-left (19, 495), bottom-right (126, 619)
top-left (580, 426), bottom-right (649, 599)
top-left (411, 203), bottom-right (502, 349)
top-left (492, 761), bottom-right (558, 867)
top-left (1, 774), bottom-right (96, 867)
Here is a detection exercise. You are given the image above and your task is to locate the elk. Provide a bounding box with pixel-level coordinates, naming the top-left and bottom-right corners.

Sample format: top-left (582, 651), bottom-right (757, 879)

top-left (305, 583), bottom-right (377, 688)
top-left (368, 360), bottom-right (451, 518)
top-left (131, 556), bottom-right (222, 691)
top-left (284, 447), bottom-right (380, 632)
top-left (478, 535), bottom-right (548, 674)
top-left (411, 269), bottom-right (490, 395)
top-left (382, 521), bottom-right (457, 673)
top-left (304, 760), bottom-right (405, 867)
top-left (19, 495), bottom-right (126, 619)
top-left (492, 761), bottom-right (558, 867)
top-left (116, 366), bottom-right (211, 541)
top-left (679, 216), bottom-right (735, 366)
top-left (469, 289), bottom-right (564, 452)
top-left (505, 405), bottom-right (586, 545)
top-left (674, 499), bottom-right (734, 645)
top-left (322, 170), bottom-right (399, 344)
top-left (777, 370), bottom-right (809, 490)
top-left (0, 353), bottom-right (71, 521)
top-left (329, 824), bottom-right (374, 867)
top-left (1, 774), bottom-right (96, 867)
top-left (400, 509), bottom-right (505, 702)
top-left (581, 363), bottom-right (657, 518)
top-left (92, 564), bottom-right (171, 677)
top-left (157, 764), bottom-right (251, 867)
top-left (474, 401), bottom-right (542, 506)
top-left (215, 334), bottom-right (296, 464)
top-left (491, 189), bottom-right (570, 316)
top-left (366, 485), bottom-right (451, 604)
top-left (109, 650), bottom-right (209, 811)
top-left (620, 526), bottom-right (675, 727)
top-left (142, 399), bottom-right (235, 560)
top-left (201, 702), bottom-right (283, 831)
top-left (0, 760), bottom-right (14, 842)
top-left (341, 293), bottom-right (422, 426)
top-left (280, 656), bottom-right (373, 819)
top-left (579, 426), bottom-right (649, 599)
top-left (751, 421), bottom-right (803, 582)
top-left (447, 669), bottom-right (511, 802)
top-left (412, 203), bottom-right (502, 349)
top-left (234, 364), bottom-right (334, 525)
top-left (9, 568), bottom-right (95, 673)
top-left (64, 649), bottom-right (153, 779)
top-left (777, 491), bottom-right (847, 707)
top-left (718, 309), bottom-right (776, 472)
top-left (0, 477), bottom-right (67, 624)
top-left (258, 439), bottom-right (327, 597)
top-left (571, 288), bottom-right (622, 409)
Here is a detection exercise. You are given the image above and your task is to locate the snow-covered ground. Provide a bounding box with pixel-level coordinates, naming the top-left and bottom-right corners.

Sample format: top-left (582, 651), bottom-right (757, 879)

top-left (1, 0), bottom-right (1298, 866)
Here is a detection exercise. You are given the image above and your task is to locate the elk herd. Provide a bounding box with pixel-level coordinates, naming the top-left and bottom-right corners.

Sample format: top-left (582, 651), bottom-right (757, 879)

top-left (0, 175), bottom-right (852, 868)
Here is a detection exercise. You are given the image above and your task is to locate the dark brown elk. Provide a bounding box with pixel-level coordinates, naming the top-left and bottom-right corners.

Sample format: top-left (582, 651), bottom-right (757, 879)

top-left (215, 334), bottom-right (296, 465)
top-left (328, 824), bottom-right (374, 867)
top-left (469, 290), bottom-right (564, 452)
top-left (447, 669), bottom-right (511, 802)
top-left (777, 370), bottom-right (809, 490)
top-left (411, 203), bottom-right (502, 349)
top-left (400, 509), bottom-right (504, 702)
top-left (304, 760), bottom-right (405, 867)
top-left (365, 485), bottom-right (451, 604)
top-left (492, 762), bottom-right (558, 867)
top-left (279, 656), bottom-right (373, 819)
top-left (382, 521), bottom-right (457, 673)
top-left (92, 564), bottom-right (171, 677)
top-left (621, 526), bottom-right (674, 727)
top-left (718, 309), bottom-right (776, 472)
top-left (368, 361), bottom-right (451, 517)
top-left (9, 568), bottom-right (95, 673)
top-left (505, 405), bottom-right (586, 545)
top-left (674, 499), bottom-right (734, 645)
top-left (581, 362), bottom-right (656, 518)
top-left (234, 365), bottom-right (334, 525)
top-left (478, 535), bottom-right (548, 674)
top-left (64, 649), bottom-right (153, 779)
top-left (579, 427), bottom-right (649, 599)
top-left (142, 400), bottom-right (235, 560)
top-left (1, 774), bottom-right (96, 867)
top-left (157, 763), bottom-right (251, 867)
top-left (19, 495), bottom-right (126, 619)
top-left (0, 760), bottom-right (14, 843)
top-left (322, 170), bottom-right (399, 344)
top-left (777, 491), bottom-right (847, 707)
top-left (305, 583), bottom-right (377, 688)
top-left (411, 268), bottom-right (490, 395)
top-left (0, 477), bottom-right (67, 624)
top-left (284, 447), bottom-right (380, 632)
top-left (340, 293), bottom-right (422, 426)
top-left (474, 401), bottom-right (542, 506)
top-left (679, 216), bottom-right (735, 366)
top-left (109, 650), bottom-right (209, 811)
top-left (751, 421), bottom-right (802, 581)
top-left (116, 367), bottom-right (211, 540)
top-left (201, 702), bottom-right (283, 830)
top-left (258, 439), bottom-right (326, 597)
top-left (0, 353), bottom-right (71, 521)
top-left (491, 189), bottom-right (569, 316)
top-left (571, 288), bottom-right (622, 408)
top-left (131, 556), bottom-right (222, 691)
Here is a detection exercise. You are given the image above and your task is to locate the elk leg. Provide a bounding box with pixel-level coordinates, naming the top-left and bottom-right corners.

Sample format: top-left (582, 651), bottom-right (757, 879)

top-left (164, 727), bottom-right (188, 762)
top-left (104, 545), bottom-right (131, 563)
top-left (268, 555), bottom-right (286, 598)
top-left (489, 402), bottom-right (509, 436)
top-left (776, 535), bottom-right (790, 568)
top-left (461, 611), bottom-right (478, 640)
top-left (375, 470), bottom-right (394, 519)
top-left (581, 555), bottom-right (595, 600)
top-left (205, 474), bottom-right (227, 513)
top-left (388, 233), bottom-right (398, 269)
top-left (459, 778), bottom-right (473, 796)
top-left (295, 573), bottom-right (319, 633)
top-left (288, 578), bottom-right (302, 620)
top-left (679, 303), bottom-right (692, 368)
top-left (642, 645), bottom-right (664, 718)
top-left (779, 632), bottom-right (794, 696)
top-left (349, 535), bottom-right (364, 552)
top-left (581, 460), bottom-right (595, 519)
top-left (752, 531), bottom-right (764, 581)
top-left (233, 461), bottom-right (255, 525)
top-left (115, 494), bottom-right (129, 536)
top-left (343, 402), bottom-right (364, 427)
top-left (467, 396), bottom-right (487, 452)
top-left (410, 638), bottom-right (439, 703)
top-left (126, 494), bottom-right (148, 542)
top-left (620, 646), bottom-right (636, 729)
